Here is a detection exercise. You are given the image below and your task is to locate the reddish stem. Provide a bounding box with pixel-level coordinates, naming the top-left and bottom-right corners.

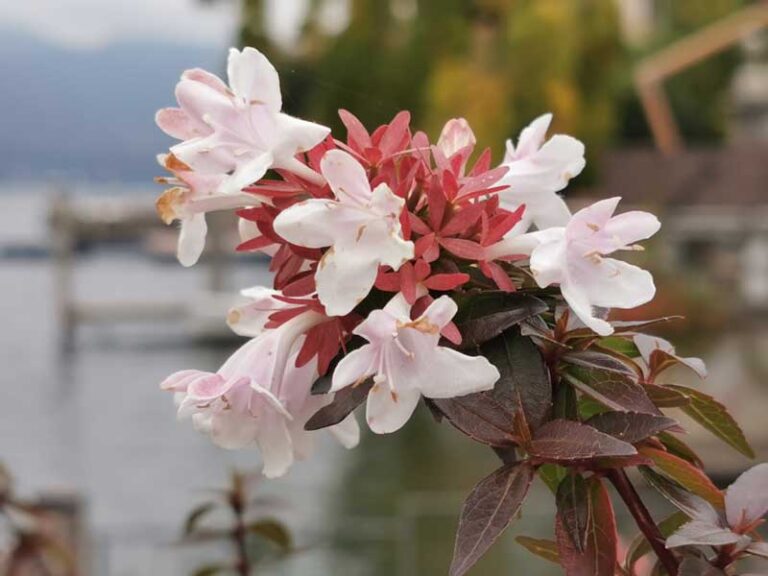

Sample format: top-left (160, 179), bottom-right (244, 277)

top-left (607, 469), bottom-right (679, 576)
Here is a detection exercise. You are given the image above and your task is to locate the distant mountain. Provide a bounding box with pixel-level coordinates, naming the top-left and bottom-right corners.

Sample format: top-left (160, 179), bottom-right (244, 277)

top-left (0, 30), bottom-right (229, 187)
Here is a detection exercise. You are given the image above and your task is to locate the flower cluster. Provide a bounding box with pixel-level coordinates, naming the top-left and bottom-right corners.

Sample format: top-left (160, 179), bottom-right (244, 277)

top-left (156, 47), bottom-right (765, 576)
top-left (155, 46), bottom-right (660, 472)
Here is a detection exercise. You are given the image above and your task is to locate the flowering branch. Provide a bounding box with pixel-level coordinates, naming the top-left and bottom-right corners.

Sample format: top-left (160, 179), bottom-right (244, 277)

top-left (153, 47), bottom-right (767, 576)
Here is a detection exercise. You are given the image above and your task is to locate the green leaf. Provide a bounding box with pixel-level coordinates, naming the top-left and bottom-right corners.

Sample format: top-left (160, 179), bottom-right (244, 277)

top-left (184, 502), bottom-right (218, 536)
top-left (666, 385), bottom-right (754, 458)
top-left (596, 336), bottom-right (640, 357)
top-left (537, 464), bottom-right (567, 493)
top-left (644, 384), bottom-right (691, 408)
top-left (247, 519), bottom-right (292, 550)
top-left (624, 511), bottom-right (688, 574)
top-left (515, 536), bottom-right (560, 564)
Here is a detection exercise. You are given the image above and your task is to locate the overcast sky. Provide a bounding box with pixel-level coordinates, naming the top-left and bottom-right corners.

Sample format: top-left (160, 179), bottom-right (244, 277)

top-left (0, 0), bottom-right (310, 49)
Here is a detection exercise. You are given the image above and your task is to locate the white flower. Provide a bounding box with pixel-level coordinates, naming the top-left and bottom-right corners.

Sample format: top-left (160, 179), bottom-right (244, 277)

top-left (161, 310), bottom-right (359, 478)
top-left (330, 294), bottom-right (500, 434)
top-left (498, 113), bottom-right (586, 232)
top-left (273, 150), bottom-right (414, 316)
top-left (487, 197), bottom-right (660, 336)
top-left (157, 47), bottom-right (330, 195)
top-left (155, 154), bottom-right (265, 266)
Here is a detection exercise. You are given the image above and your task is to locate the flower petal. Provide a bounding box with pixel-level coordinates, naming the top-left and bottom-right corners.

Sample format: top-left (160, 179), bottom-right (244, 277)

top-left (177, 213), bottom-right (207, 267)
top-left (331, 346), bottom-right (378, 391)
top-left (255, 411), bottom-right (295, 478)
top-left (512, 113), bottom-right (552, 159)
top-left (602, 211), bottom-right (661, 249)
top-left (227, 47), bottom-right (282, 111)
top-left (421, 295), bottom-right (458, 330)
top-left (274, 200), bottom-right (366, 249)
top-left (725, 463), bottom-right (768, 529)
top-left (221, 152), bottom-right (274, 195)
top-left (569, 256), bottom-right (656, 310)
top-left (365, 383), bottom-right (421, 434)
top-left (328, 413), bottom-right (361, 448)
top-left (561, 279), bottom-right (613, 336)
top-left (320, 149), bottom-right (373, 206)
top-left (273, 113), bottom-right (331, 154)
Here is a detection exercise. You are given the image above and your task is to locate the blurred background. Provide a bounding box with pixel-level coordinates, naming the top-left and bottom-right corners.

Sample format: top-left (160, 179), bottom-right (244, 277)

top-left (1, 0), bottom-right (767, 573)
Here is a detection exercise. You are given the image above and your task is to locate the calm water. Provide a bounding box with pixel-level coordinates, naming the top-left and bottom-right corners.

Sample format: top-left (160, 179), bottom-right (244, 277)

top-left (1, 192), bottom-right (765, 575)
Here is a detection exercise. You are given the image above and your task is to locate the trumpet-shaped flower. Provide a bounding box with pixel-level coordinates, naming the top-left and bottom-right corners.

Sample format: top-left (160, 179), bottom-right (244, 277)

top-left (161, 310), bottom-right (359, 477)
top-left (157, 47), bottom-right (330, 195)
top-left (331, 294), bottom-right (500, 434)
top-left (498, 113), bottom-right (585, 232)
top-left (156, 154), bottom-right (266, 266)
top-left (486, 197), bottom-right (660, 336)
top-left (273, 150), bottom-right (414, 316)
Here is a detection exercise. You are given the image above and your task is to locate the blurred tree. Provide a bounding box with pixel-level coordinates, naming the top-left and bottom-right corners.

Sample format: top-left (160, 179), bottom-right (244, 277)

top-left (221, 0), bottom-right (745, 163)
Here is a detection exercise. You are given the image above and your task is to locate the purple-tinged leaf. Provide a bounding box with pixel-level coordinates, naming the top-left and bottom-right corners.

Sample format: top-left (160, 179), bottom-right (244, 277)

top-left (434, 329), bottom-right (551, 445)
top-left (639, 467), bottom-right (720, 523)
top-left (678, 557), bottom-right (727, 576)
top-left (725, 463), bottom-right (768, 530)
top-left (666, 520), bottom-right (743, 548)
top-left (563, 372), bottom-right (660, 415)
top-left (556, 476), bottom-right (617, 576)
top-left (515, 536), bottom-right (560, 564)
top-left (644, 384), bottom-right (691, 408)
top-left (304, 380), bottom-right (373, 431)
top-left (482, 329), bottom-right (552, 430)
top-left (625, 511), bottom-right (688, 574)
top-left (429, 395), bottom-right (517, 447)
top-left (666, 385), bottom-right (755, 459)
top-left (639, 447), bottom-right (725, 509)
top-left (529, 420), bottom-right (637, 463)
top-left (449, 462), bottom-right (534, 576)
top-left (586, 412), bottom-right (678, 444)
top-left (556, 474), bottom-right (589, 552)
top-left (590, 453), bottom-right (654, 470)
top-left (561, 350), bottom-right (637, 379)
top-left (454, 292), bottom-right (548, 349)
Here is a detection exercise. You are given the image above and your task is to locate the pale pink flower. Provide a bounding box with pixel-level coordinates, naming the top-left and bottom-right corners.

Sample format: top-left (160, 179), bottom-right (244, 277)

top-left (161, 310), bottom-right (359, 478)
top-left (487, 197), bottom-right (660, 336)
top-left (273, 150), bottom-right (414, 316)
top-left (156, 154), bottom-right (265, 266)
top-left (499, 113), bottom-right (585, 231)
top-left (331, 294), bottom-right (500, 434)
top-left (157, 47), bottom-right (330, 195)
